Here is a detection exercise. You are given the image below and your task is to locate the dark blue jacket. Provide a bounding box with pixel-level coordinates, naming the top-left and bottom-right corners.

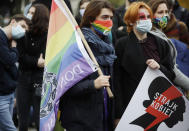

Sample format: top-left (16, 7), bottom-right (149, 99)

top-left (171, 39), bottom-right (189, 77)
top-left (0, 29), bottom-right (19, 95)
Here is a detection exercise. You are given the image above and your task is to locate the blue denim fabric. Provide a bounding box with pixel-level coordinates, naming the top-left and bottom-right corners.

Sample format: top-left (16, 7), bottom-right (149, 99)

top-left (0, 93), bottom-right (17, 131)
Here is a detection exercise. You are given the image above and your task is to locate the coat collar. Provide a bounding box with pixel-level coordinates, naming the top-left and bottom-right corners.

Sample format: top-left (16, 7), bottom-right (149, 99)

top-left (121, 31), bottom-right (147, 81)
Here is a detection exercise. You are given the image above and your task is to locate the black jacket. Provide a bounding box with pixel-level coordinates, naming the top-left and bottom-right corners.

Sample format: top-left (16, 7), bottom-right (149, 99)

top-left (16, 32), bottom-right (47, 83)
top-left (59, 71), bottom-right (104, 131)
top-left (59, 65), bottom-right (114, 131)
top-left (0, 29), bottom-right (19, 95)
top-left (34, 0), bottom-right (73, 13)
top-left (113, 32), bottom-right (175, 118)
top-left (112, 5), bottom-right (128, 46)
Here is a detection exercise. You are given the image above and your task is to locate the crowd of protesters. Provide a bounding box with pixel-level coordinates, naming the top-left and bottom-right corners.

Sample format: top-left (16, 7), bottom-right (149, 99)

top-left (0, 0), bottom-right (189, 131)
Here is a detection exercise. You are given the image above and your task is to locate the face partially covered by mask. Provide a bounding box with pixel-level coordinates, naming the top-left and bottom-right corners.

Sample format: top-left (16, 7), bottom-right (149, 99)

top-left (134, 7), bottom-right (152, 34)
top-left (153, 3), bottom-right (169, 29)
top-left (3, 18), bottom-right (10, 25)
top-left (27, 6), bottom-right (35, 20)
top-left (79, 9), bottom-right (85, 17)
top-left (92, 20), bottom-right (113, 36)
top-left (136, 19), bottom-right (152, 33)
top-left (79, 1), bottom-right (90, 17)
top-left (26, 13), bottom-right (33, 20)
top-left (153, 16), bottom-right (168, 29)
top-left (12, 24), bottom-right (26, 39)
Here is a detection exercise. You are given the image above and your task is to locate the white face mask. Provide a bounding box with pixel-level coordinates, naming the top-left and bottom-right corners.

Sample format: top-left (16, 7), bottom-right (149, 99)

top-left (26, 13), bottom-right (33, 20)
top-left (3, 19), bottom-right (10, 25)
top-left (79, 9), bottom-right (85, 17)
top-left (136, 19), bottom-right (152, 33)
top-left (12, 24), bottom-right (26, 39)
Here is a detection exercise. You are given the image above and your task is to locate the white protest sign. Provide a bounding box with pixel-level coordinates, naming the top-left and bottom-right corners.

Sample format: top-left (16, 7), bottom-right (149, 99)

top-left (116, 68), bottom-right (189, 131)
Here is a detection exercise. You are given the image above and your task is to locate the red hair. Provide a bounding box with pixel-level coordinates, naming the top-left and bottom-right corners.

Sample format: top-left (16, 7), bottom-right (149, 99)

top-left (124, 2), bottom-right (153, 33)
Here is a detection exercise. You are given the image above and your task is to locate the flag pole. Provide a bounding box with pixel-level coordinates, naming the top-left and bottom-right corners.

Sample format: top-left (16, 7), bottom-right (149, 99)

top-left (60, 0), bottom-right (114, 98)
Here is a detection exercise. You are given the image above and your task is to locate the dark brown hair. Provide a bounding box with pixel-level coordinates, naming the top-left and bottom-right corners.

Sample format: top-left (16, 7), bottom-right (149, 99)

top-left (75, 0), bottom-right (91, 19)
top-left (80, 0), bottom-right (91, 7)
top-left (11, 14), bottom-right (31, 26)
top-left (166, 0), bottom-right (175, 10)
top-left (147, 0), bottom-right (168, 14)
top-left (30, 3), bottom-right (49, 35)
top-left (80, 0), bottom-right (114, 28)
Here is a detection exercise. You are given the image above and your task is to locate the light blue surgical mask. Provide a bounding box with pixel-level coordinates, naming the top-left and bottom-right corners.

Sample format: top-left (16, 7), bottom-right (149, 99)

top-left (26, 13), bottom-right (33, 20)
top-left (3, 18), bottom-right (10, 25)
top-left (79, 9), bottom-right (85, 17)
top-left (12, 25), bottom-right (26, 39)
top-left (136, 19), bottom-right (152, 33)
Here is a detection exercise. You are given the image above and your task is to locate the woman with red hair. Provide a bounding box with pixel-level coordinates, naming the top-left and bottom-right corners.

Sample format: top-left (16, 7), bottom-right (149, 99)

top-left (113, 1), bottom-right (175, 127)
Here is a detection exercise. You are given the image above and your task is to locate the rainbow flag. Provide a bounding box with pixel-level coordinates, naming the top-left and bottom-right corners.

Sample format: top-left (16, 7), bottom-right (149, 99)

top-left (40, 0), bottom-right (97, 130)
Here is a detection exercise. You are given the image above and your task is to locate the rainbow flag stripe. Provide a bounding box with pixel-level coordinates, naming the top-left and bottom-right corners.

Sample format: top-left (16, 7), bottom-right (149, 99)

top-left (40, 0), bottom-right (96, 131)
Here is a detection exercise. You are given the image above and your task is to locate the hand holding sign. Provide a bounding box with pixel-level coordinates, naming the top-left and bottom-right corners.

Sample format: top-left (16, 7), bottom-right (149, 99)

top-left (146, 59), bottom-right (160, 70)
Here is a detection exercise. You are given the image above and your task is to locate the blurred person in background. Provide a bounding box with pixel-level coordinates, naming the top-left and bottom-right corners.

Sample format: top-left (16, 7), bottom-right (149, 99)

top-left (171, 0), bottom-right (189, 29)
top-left (114, 1), bottom-right (175, 127)
top-left (16, 3), bottom-right (49, 131)
top-left (75, 0), bottom-right (91, 25)
top-left (0, 1), bottom-right (16, 25)
top-left (171, 39), bottom-right (189, 77)
top-left (176, 0), bottom-right (189, 10)
top-left (59, 0), bottom-right (116, 131)
top-left (24, 0), bottom-right (36, 16)
top-left (33, 0), bottom-right (73, 12)
top-left (166, 0), bottom-right (189, 98)
top-left (112, 0), bottom-right (137, 46)
top-left (0, 7), bottom-right (11, 27)
top-left (0, 14), bottom-right (29, 131)
top-left (148, 0), bottom-right (189, 44)
top-left (164, 0), bottom-right (189, 46)
top-left (3, 14), bottom-right (11, 26)
top-left (147, 0), bottom-right (189, 94)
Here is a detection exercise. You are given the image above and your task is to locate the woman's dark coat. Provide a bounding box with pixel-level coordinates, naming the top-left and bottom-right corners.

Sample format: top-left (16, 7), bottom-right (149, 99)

top-left (114, 32), bottom-right (175, 119)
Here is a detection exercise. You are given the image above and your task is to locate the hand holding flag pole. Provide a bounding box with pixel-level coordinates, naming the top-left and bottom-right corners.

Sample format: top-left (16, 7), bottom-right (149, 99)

top-left (60, 0), bottom-right (114, 98)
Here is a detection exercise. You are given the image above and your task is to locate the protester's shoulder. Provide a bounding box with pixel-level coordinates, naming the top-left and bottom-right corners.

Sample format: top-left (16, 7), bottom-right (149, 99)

top-left (116, 35), bottom-right (129, 43)
top-left (150, 28), bottom-right (166, 37)
top-left (115, 5), bottom-right (125, 13)
top-left (0, 29), bottom-right (8, 45)
top-left (149, 29), bottom-right (169, 43)
top-left (148, 31), bottom-right (170, 49)
top-left (16, 34), bottom-right (27, 46)
top-left (171, 39), bottom-right (187, 51)
top-left (115, 36), bottom-right (129, 50)
top-left (177, 20), bottom-right (188, 32)
top-left (0, 33), bottom-right (4, 43)
top-left (0, 28), bottom-right (3, 35)
top-left (114, 5), bottom-right (125, 18)
top-left (0, 28), bottom-right (5, 39)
